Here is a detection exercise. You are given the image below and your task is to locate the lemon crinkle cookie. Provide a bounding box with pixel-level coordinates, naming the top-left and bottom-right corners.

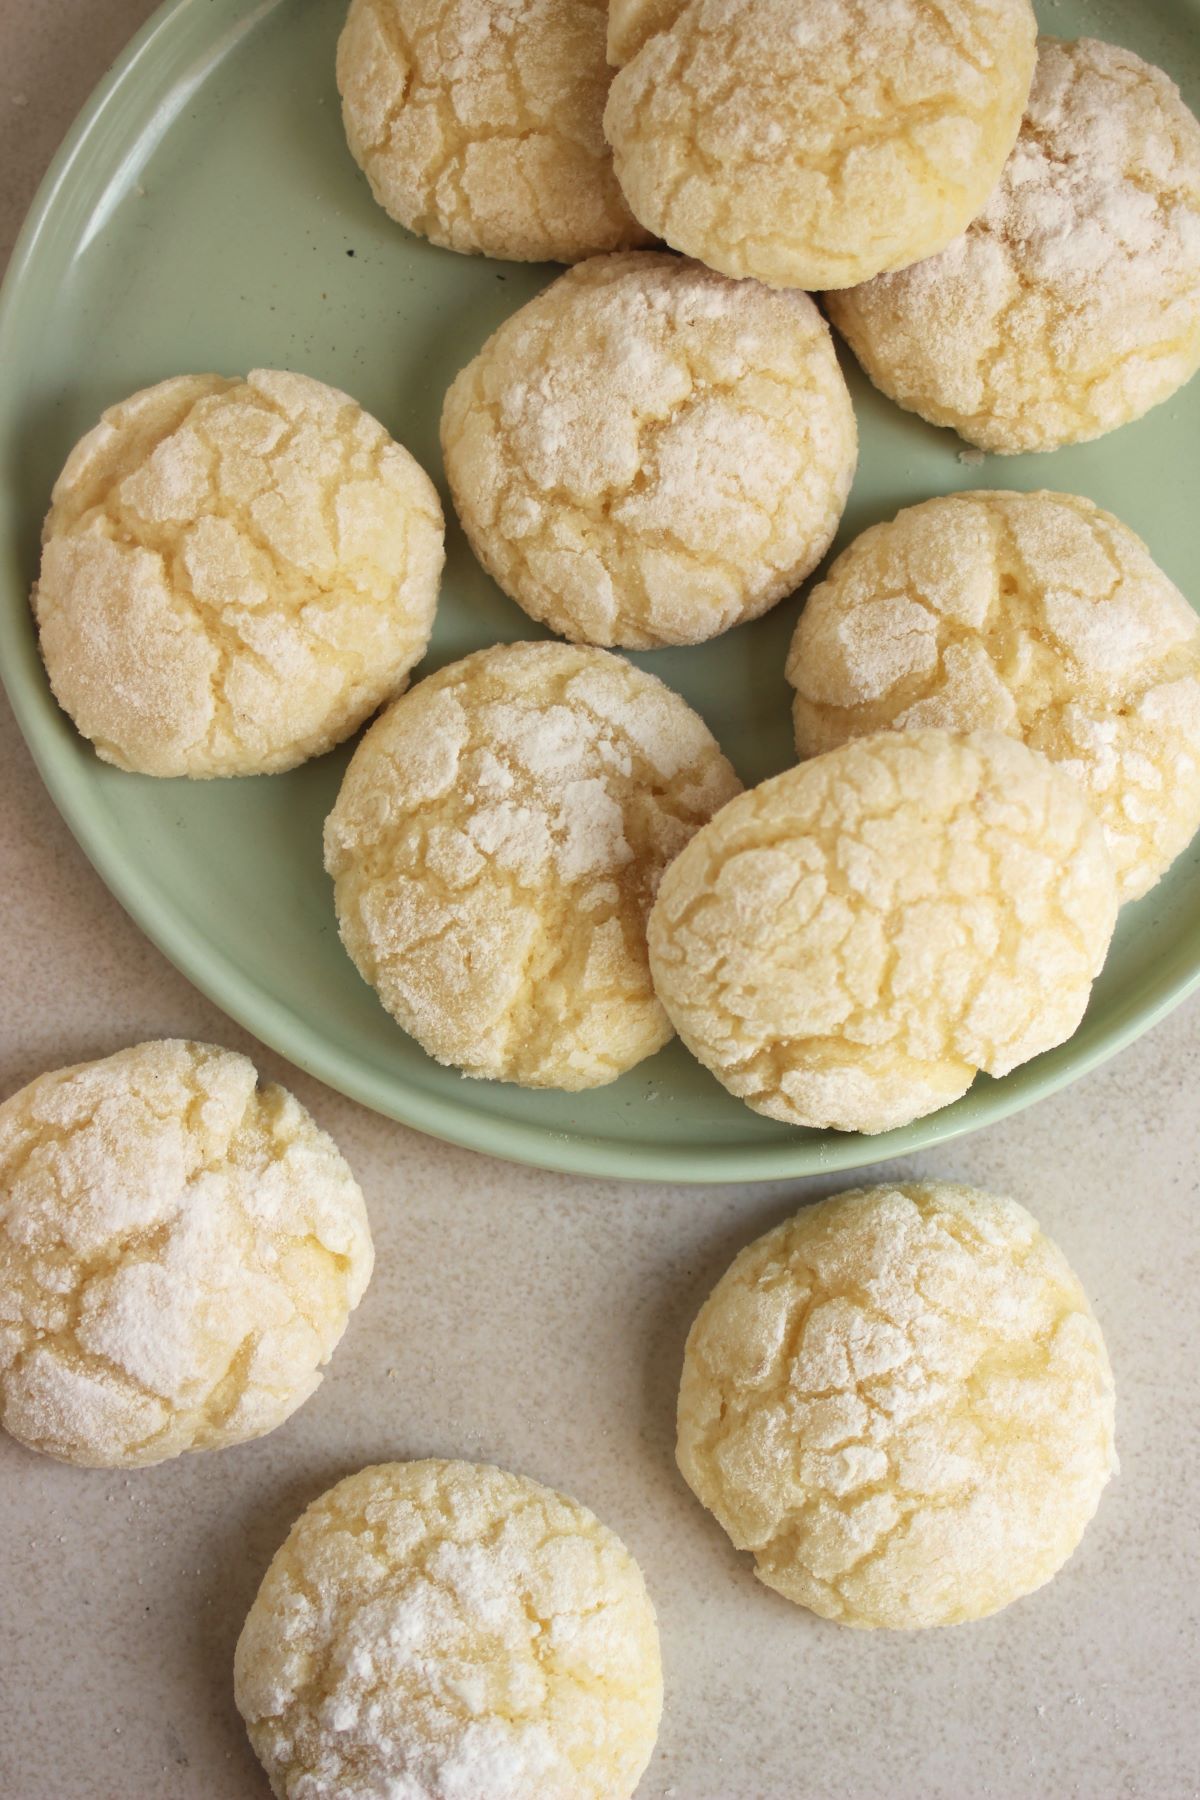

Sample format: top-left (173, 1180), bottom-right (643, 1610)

top-left (442, 252), bottom-right (857, 649)
top-left (647, 729), bottom-right (1118, 1134)
top-left (827, 38), bottom-right (1200, 453)
top-left (788, 491), bottom-right (1200, 904)
top-left (234, 1459), bottom-right (663, 1800)
top-left (677, 1182), bottom-right (1117, 1629)
top-left (33, 370), bottom-right (444, 778)
top-left (0, 1041), bottom-right (373, 1468)
top-left (324, 640), bottom-right (741, 1088)
top-left (337, 0), bottom-right (650, 262)
top-left (603, 0), bottom-right (1037, 292)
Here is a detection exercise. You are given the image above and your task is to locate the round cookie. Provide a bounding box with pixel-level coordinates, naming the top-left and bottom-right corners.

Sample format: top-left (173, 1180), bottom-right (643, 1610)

top-left (826, 39), bottom-right (1200, 453)
top-left (787, 492), bottom-right (1200, 905)
top-left (677, 1182), bottom-right (1117, 1629)
top-left (324, 641), bottom-right (741, 1088)
top-left (234, 1459), bottom-right (664, 1800)
top-left (337, 0), bottom-right (650, 263)
top-left (441, 253), bottom-right (857, 649)
top-left (0, 1041), bottom-right (373, 1468)
top-left (603, 0), bottom-right (1037, 292)
top-left (647, 729), bottom-right (1118, 1134)
top-left (34, 370), bottom-right (444, 778)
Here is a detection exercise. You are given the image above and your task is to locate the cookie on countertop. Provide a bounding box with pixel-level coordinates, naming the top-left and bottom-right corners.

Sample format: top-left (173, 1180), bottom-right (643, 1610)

top-left (827, 39), bottom-right (1200, 452)
top-left (34, 370), bottom-right (443, 778)
top-left (324, 640), bottom-right (741, 1089)
top-left (603, 0), bottom-right (1037, 291)
top-left (0, 1040), bottom-right (373, 1468)
top-left (235, 1459), bottom-right (663, 1800)
top-left (337, 0), bottom-right (651, 262)
top-left (442, 252), bottom-right (857, 649)
top-left (678, 1182), bottom-right (1117, 1628)
top-left (787, 491), bottom-right (1200, 904)
top-left (647, 729), bottom-right (1118, 1134)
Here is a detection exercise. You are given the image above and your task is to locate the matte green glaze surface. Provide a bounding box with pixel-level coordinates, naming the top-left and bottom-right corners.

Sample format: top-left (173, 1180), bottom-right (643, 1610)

top-left (0, 0), bottom-right (1197, 1180)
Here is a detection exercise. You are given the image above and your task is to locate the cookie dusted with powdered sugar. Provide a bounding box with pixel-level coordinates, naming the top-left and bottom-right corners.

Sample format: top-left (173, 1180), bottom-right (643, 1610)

top-left (787, 492), bottom-right (1200, 904)
top-left (0, 1042), bottom-right (373, 1468)
top-left (677, 1183), bottom-right (1117, 1628)
top-left (647, 730), bottom-right (1118, 1135)
top-left (33, 371), bottom-right (444, 777)
top-left (324, 641), bottom-right (741, 1089)
top-left (337, 0), bottom-right (650, 262)
top-left (234, 1460), bottom-right (663, 1800)
top-left (441, 253), bottom-right (857, 649)
top-left (827, 39), bottom-right (1200, 452)
top-left (603, 0), bottom-right (1037, 292)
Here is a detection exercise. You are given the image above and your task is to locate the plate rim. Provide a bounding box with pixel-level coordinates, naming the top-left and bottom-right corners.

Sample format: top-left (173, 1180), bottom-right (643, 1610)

top-left (1, 0), bottom-right (1198, 1184)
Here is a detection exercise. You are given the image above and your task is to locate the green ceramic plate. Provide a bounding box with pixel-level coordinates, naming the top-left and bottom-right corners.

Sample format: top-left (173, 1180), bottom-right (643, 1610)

top-left (0, 0), bottom-right (1197, 1182)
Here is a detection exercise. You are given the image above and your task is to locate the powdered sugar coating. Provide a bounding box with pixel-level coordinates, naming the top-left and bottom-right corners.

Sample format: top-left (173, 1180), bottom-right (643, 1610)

top-left (677, 1182), bottom-right (1116, 1629)
top-left (441, 253), bottom-right (857, 649)
top-left (788, 491), bottom-right (1200, 904)
top-left (827, 38), bottom-right (1200, 453)
top-left (0, 1041), bottom-right (373, 1469)
top-left (337, 0), bottom-right (650, 262)
top-left (234, 1459), bottom-right (663, 1800)
top-left (34, 371), bottom-right (444, 778)
top-left (647, 729), bottom-right (1118, 1134)
top-left (603, 0), bottom-right (1037, 292)
top-left (324, 641), bottom-right (741, 1088)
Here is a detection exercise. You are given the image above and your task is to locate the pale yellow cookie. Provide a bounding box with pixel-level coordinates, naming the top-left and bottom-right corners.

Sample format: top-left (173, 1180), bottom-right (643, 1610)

top-left (324, 641), bottom-right (741, 1088)
top-left (34, 370), bottom-right (443, 778)
top-left (441, 253), bottom-right (857, 649)
top-left (787, 492), bottom-right (1200, 904)
top-left (0, 1041), bottom-right (373, 1468)
top-left (647, 729), bottom-right (1118, 1134)
top-left (827, 39), bottom-right (1200, 453)
top-left (234, 1459), bottom-right (664, 1800)
top-left (677, 1182), bottom-right (1117, 1629)
top-left (337, 0), bottom-right (650, 262)
top-left (603, 0), bottom-right (1037, 291)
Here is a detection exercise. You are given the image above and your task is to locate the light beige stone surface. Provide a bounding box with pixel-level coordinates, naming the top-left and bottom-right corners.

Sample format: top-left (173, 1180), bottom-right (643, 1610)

top-left (1, 5), bottom-right (1198, 1798)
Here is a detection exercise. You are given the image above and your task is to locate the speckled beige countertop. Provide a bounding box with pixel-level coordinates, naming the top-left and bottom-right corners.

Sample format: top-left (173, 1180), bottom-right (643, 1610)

top-left (1, 5), bottom-right (1199, 1798)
